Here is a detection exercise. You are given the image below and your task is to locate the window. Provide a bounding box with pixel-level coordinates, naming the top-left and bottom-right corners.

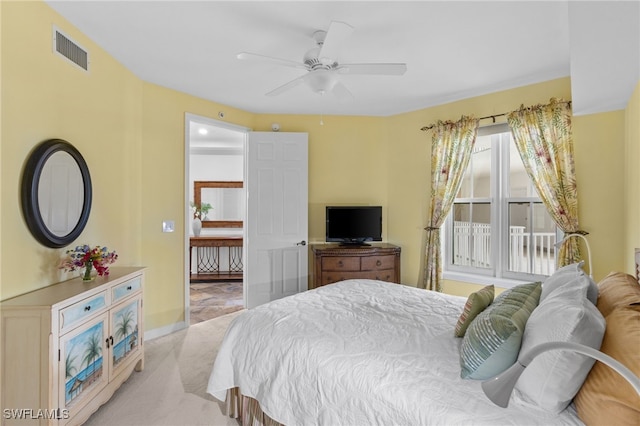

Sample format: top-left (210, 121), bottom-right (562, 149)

top-left (443, 124), bottom-right (559, 285)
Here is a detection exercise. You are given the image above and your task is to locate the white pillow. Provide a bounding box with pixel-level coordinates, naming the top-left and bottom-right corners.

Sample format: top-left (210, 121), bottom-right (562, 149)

top-left (512, 293), bottom-right (605, 413)
top-left (540, 261), bottom-right (598, 304)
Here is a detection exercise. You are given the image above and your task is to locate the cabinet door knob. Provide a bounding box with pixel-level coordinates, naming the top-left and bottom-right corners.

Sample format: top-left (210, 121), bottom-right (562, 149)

top-left (376, 260), bottom-right (382, 266)
top-left (106, 338), bottom-right (110, 348)
top-left (338, 260), bottom-right (343, 266)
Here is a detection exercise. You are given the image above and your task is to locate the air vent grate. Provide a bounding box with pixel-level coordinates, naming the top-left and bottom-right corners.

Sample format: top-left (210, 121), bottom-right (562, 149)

top-left (53, 27), bottom-right (89, 71)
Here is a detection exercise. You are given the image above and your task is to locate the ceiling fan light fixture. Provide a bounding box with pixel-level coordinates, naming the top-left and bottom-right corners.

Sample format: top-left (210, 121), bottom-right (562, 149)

top-left (307, 69), bottom-right (337, 94)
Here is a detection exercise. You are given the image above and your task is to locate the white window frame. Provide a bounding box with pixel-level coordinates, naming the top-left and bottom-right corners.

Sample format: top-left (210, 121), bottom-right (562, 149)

top-left (442, 124), bottom-right (559, 288)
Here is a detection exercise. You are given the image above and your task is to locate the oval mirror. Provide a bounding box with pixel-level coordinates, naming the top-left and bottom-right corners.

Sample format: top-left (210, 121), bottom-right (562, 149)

top-left (21, 139), bottom-right (92, 248)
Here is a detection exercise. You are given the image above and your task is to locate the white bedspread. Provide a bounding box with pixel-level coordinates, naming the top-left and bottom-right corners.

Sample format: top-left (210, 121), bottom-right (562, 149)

top-left (207, 279), bottom-right (584, 425)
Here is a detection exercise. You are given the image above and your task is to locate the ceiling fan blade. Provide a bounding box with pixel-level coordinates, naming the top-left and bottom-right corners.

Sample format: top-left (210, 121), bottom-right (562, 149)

top-left (331, 81), bottom-right (354, 102)
top-left (337, 63), bottom-right (407, 75)
top-left (265, 75), bottom-right (308, 97)
top-left (318, 21), bottom-right (354, 63)
top-left (237, 52), bottom-right (308, 70)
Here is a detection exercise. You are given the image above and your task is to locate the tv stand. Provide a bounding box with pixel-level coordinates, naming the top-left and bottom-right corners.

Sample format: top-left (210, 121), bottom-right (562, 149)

top-left (310, 243), bottom-right (401, 289)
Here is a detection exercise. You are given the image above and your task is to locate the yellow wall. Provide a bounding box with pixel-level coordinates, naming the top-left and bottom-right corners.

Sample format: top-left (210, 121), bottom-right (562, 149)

top-left (139, 83), bottom-right (253, 328)
top-left (1, 1), bottom-right (637, 333)
top-left (0, 2), bottom-right (257, 330)
top-left (1, 1), bottom-right (144, 298)
top-left (573, 110), bottom-right (626, 279)
top-left (624, 81), bottom-right (640, 271)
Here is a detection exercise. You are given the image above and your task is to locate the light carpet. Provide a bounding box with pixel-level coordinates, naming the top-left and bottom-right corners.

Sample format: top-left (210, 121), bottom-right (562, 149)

top-left (84, 311), bottom-right (244, 426)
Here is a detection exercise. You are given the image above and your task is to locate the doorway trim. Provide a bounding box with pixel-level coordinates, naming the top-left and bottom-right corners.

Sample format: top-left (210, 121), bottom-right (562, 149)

top-left (184, 112), bottom-right (250, 325)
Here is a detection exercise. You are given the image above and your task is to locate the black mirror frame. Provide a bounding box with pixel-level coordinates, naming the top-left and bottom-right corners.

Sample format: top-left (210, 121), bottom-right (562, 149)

top-left (21, 139), bottom-right (92, 248)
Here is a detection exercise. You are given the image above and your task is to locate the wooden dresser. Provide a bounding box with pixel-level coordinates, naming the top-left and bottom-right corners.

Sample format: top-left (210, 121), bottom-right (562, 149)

top-left (0, 267), bottom-right (145, 425)
top-left (310, 243), bottom-right (401, 289)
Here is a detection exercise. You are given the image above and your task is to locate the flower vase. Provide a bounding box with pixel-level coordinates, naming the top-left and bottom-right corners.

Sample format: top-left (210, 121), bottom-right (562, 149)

top-left (192, 217), bottom-right (202, 237)
top-left (82, 262), bottom-right (95, 281)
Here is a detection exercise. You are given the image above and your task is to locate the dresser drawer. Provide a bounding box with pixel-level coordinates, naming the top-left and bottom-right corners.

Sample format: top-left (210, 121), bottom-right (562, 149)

top-left (60, 291), bottom-right (107, 332)
top-left (112, 275), bottom-right (142, 302)
top-left (361, 255), bottom-right (395, 271)
top-left (322, 256), bottom-right (360, 271)
top-left (311, 244), bottom-right (401, 290)
top-left (320, 271), bottom-right (366, 286)
top-left (359, 269), bottom-right (396, 282)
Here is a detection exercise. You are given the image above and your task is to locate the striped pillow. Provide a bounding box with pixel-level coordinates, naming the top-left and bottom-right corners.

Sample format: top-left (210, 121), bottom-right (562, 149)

top-left (460, 282), bottom-right (541, 380)
top-left (454, 285), bottom-right (495, 337)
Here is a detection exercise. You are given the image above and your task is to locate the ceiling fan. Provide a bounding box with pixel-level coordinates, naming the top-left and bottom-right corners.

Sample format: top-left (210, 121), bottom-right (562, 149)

top-left (237, 21), bottom-right (407, 101)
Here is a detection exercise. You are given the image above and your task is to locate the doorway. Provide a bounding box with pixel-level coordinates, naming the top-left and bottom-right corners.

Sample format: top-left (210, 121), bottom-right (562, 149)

top-left (184, 113), bottom-right (249, 325)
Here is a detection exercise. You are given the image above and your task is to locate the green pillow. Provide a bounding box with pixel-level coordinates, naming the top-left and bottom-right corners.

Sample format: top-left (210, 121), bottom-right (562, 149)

top-left (454, 285), bottom-right (495, 337)
top-left (460, 282), bottom-right (542, 380)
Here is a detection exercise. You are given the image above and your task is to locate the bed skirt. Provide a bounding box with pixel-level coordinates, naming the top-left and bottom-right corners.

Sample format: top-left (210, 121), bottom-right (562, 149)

top-left (225, 388), bottom-right (284, 426)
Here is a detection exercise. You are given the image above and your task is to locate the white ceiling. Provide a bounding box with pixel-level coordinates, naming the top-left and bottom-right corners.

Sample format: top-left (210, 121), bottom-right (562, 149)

top-left (45, 1), bottom-right (639, 118)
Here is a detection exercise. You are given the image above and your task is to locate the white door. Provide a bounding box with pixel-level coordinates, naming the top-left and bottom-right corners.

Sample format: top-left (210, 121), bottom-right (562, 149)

top-left (245, 132), bottom-right (308, 309)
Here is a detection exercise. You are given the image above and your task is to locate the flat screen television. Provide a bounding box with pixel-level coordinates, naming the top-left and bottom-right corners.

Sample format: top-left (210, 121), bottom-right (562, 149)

top-left (325, 206), bottom-right (382, 246)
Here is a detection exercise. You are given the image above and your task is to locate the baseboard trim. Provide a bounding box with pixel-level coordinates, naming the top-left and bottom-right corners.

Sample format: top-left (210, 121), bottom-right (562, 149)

top-left (144, 320), bottom-right (187, 341)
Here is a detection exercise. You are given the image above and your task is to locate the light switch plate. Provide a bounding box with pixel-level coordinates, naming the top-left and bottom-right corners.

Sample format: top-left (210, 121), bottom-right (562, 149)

top-left (162, 220), bottom-right (175, 233)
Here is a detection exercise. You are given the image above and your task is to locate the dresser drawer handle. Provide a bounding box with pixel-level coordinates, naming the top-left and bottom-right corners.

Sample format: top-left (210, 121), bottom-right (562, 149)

top-left (376, 260), bottom-right (382, 266)
top-left (126, 285), bottom-right (132, 290)
top-left (337, 261), bottom-right (343, 267)
top-left (84, 306), bottom-right (91, 312)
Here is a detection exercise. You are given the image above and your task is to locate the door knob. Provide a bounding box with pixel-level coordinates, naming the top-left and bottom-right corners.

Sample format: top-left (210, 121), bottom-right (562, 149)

top-left (297, 240), bottom-right (307, 246)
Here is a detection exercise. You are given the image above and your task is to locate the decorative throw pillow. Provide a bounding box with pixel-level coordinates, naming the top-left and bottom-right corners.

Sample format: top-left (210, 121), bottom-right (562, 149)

top-left (596, 271), bottom-right (640, 318)
top-left (512, 294), bottom-right (606, 413)
top-left (454, 285), bottom-right (495, 337)
top-left (540, 261), bottom-right (598, 305)
top-left (574, 306), bottom-right (640, 426)
top-left (459, 282), bottom-right (541, 380)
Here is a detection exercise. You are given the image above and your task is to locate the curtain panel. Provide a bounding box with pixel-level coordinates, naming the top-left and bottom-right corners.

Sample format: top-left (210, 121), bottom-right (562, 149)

top-left (507, 98), bottom-right (582, 266)
top-left (422, 116), bottom-right (479, 291)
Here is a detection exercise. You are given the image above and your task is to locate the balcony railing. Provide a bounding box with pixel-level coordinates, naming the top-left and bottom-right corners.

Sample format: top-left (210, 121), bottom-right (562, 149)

top-left (453, 221), bottom-right (556, 275)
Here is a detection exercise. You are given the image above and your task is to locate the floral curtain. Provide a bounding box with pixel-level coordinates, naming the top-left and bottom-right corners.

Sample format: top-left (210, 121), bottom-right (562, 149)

top-left (422, 116), bottom-right (479, 291)
top-left (507, 98), bottom-right (581, 266)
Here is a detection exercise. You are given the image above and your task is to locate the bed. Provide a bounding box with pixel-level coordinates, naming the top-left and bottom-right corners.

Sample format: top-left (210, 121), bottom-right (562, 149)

top-left (207, 250), bottom-right (640, 425)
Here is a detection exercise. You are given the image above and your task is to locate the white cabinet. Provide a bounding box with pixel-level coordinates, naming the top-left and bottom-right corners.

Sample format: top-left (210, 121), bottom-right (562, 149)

top-left (1, 267), bottom-right (145, 425)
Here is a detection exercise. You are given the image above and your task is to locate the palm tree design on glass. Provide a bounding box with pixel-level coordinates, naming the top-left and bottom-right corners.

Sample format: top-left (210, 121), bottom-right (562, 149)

top-left (113, 302), bottom-right (138, 366)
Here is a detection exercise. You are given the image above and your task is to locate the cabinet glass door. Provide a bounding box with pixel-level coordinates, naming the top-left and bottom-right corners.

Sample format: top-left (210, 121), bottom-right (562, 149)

top-left (59, 313), bottom-right (109, 412)
top-left (109, 296), bottom-right (142, 378)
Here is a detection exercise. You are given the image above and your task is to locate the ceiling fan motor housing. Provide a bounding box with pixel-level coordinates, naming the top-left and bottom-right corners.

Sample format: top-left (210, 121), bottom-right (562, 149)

top-left (304, 45), bottom-right (337, 70)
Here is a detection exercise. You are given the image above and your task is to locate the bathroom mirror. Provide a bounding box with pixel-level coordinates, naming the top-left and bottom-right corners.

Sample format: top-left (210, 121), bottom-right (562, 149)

top-left (21, 139), bottom-right (92, 248)
top-left (194, 181), bottom-right (244, 228)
